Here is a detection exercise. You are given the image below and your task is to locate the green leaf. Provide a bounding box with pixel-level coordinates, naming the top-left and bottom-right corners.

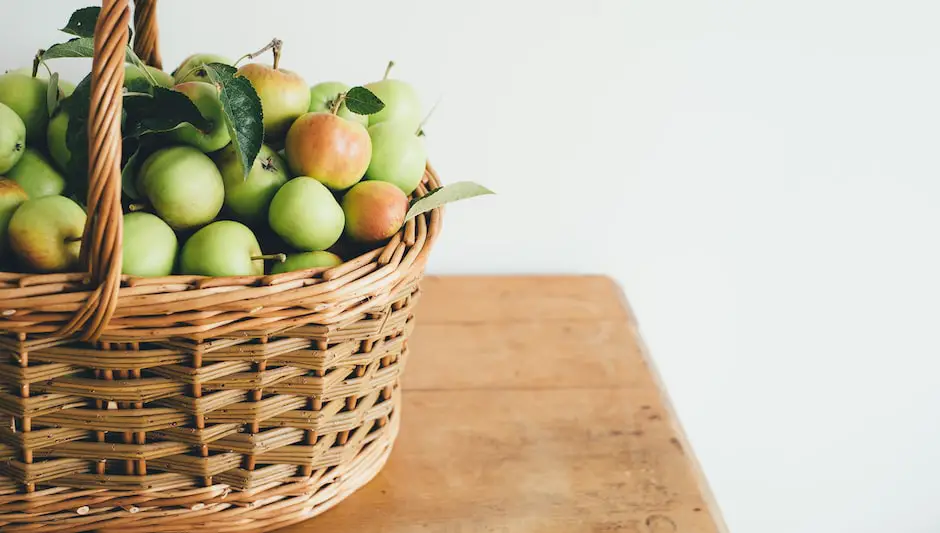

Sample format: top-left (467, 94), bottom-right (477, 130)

top-left (42, 37), bottom-right (142, 69)
top-left (123, 86), bottom-right (210, 137)
top-left (203, 62), bottom-right (263, 180)
top-left (60, 7), bottom-right (99, 38)
top-left (345, 86), bottom-right (385, 116)
top-left (46, 72), bottom-right (60, 116)
top-left (405, 181), bottom-right (495, 220)
top-left (43, 38), bottom-right (96, 60)
top-left (121, 143), bottom-right (144, 200)
top-left (63, 74), bottom-right (92, 196)
top-left (60, 6), bottom-right (132, 41)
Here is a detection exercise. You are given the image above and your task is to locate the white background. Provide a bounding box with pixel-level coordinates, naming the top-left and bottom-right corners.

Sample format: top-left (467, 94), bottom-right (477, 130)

top-left (3, 1), bottom-right (940, 532)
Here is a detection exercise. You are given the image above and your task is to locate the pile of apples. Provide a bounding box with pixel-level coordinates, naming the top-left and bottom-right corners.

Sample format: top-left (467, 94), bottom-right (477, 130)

top-left (0, 45), bottom-right (430, 278)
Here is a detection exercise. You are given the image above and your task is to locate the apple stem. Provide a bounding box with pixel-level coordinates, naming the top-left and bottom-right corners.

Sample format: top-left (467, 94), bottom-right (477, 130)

top-left (330, 93), bottom-right (347, 115)
top-left (237, 38), bottom-right (283, 68)
top-left (64, 236), bottom-right (82, 243)
top-left (251, 253), bottom-right (287, 263)
top-left (416, 97), bottom-right (441, 136)
top-left (383, 60), bottom-right (395, 80)
top-left (32, 50), bottom-right (44, 78)
top-left (128, 203), bottom-right (148, 212)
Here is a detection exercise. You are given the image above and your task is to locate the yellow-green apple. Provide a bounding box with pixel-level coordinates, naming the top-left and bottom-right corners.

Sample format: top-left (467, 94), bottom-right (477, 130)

top-left (365, 121), bottom-right (427, 194)
top-left (7, 149), bottom-right (66, 198)
top-left (0, 102), bottom-right (26, 173)
top-left (271, 251), bottom-right (342, 274)
top-left (46, 109), bottom-right (70, 171)
top-left (0, 178), bottom-right (28, 258)
top-left (122, 212), bottom-right (178, 277)
top-left (308, 82), bottom-right (367, 126)
top-left (214, 143), bottom-right (288, 225)
top-left (268, 177), bottom-right (344, 251)
top-left (136, 146), bottom-right (224, 230)
top-left (236, 62), bottom-right (310, 142)
top-left (172, 53), bottom-right (232, 84)
top-left (0, 71), bottom-right (50, 144)
top-left (125, 64), bottom-right (174, 89)
top-left (179, 220), bottom-right (269, 276)
top-left (169, 82), bottom-right (231, 153)
top-left (363, 65), bottom-right (422, 131)
top-left (8, 195), bottom-right (86, 272)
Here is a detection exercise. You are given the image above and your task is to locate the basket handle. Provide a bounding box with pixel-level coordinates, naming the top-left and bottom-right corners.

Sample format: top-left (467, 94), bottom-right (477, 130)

top-left (59, 0), bottom-right (161, 341)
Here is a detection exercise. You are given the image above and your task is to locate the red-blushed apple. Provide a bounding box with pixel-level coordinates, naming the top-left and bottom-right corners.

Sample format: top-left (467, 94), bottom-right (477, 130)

top-left (285, 112), bottom-right (371, 191)
top-left (342, 180), bottom-right (408, 243)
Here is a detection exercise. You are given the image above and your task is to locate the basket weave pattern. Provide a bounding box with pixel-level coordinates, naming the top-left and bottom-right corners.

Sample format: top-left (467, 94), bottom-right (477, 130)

top-left (0, 1), bottom-right (442, 531)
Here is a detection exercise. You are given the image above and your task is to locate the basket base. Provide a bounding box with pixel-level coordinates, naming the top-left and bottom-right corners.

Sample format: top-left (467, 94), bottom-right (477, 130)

top-left (96, 412), bottom-right (399, 533)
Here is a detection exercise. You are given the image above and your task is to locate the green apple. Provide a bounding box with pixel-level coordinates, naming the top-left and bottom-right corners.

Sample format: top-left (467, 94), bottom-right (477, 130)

top-left (125, 64), bottom-right (174, 89)
top-left (4, 67), bottom-right (73, 97)
top-left (122, 212), bottom-right (177, 277)
top-left (179, 220), bottom-right (266, 277)
top-left (285, 112), bottom-right (371, 191)
top-left (342, 180), bottom-right (408, 243)
top-left (236, 63), bottom-right (310, 142)
top-left (271, 251), bottom-right (343, 274)
top-left (172, 53), bottom-right (232, 84)
top-left (0, 178), bottom-right (28, 258)
top-left (47, 109), bottom-right (70, 171)
top-left (0, 102), bottom-right (26, 174)
top-left (365, 121), bottom-right (427, 194)
top-left (7, 149), bottom-right (66, 198)
top-left (308, 81), bottom-right (368, 127)
top-left (137, 146), bottom-right (224, 230)
top-left (363, 78), bottom-right (422, 131)
top-left (269, 177), bottom-right (344, 251)
top-left (8, 195), bottom-right (85, 272)
top-left (168, 82), bottom-right (230, 153)
top-left (0, 71), bottom-right (50, 144)
top-left (215, 143), bottom-right (288, 225)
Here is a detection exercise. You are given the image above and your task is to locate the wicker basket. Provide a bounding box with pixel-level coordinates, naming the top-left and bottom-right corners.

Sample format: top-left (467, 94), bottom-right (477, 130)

top-left (0, 0), bottom-right (442, 531)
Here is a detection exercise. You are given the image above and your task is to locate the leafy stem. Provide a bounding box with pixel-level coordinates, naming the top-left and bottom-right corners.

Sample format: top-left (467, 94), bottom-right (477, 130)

top-left (251, 254), bottom-right (287, 263)
top-left (330, 92), bottom-right (347, 115)
top-left (237, 38), bottom-right (283, 69)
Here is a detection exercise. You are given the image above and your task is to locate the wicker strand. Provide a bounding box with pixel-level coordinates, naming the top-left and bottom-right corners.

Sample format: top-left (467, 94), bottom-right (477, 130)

top-left (58, 0), bottom-right (128, 341)
top-left (132, 0), bottom-right (162, 68)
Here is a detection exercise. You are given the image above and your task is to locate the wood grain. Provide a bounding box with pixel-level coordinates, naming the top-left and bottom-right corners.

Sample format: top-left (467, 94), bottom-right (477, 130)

top-left (282, 275), bottom-right (725, 533)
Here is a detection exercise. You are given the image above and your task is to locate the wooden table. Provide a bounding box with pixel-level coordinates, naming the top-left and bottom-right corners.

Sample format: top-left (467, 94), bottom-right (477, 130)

top-left (283, 276), bottom-right (726, 532)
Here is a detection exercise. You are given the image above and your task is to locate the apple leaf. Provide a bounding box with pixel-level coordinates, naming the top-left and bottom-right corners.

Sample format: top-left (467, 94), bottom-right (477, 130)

top-left (42, 38), bottom-right (146, 79)
top-left (43, 38), bottom-right (96, 60)
top-left (60, 6), bottom-right (132, 41)
top-left (46, 72), bottom-right (60, 116)
top-left (62, 74), bottom-right (92, 196)
top-left (345, 86), bottom-right (385, 115)
top-left (404, 181), bottom-right (495, 221)
top-left (123, 86), bottom-right (210, 138)
top-left (203, 62), bottom-right (263, 180)
top-left (60, 7), bottom-right (99, 38)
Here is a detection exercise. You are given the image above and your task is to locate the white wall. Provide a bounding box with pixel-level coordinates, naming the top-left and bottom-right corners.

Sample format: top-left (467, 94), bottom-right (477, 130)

top-left (4, 1), bottom-right (940, 532)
